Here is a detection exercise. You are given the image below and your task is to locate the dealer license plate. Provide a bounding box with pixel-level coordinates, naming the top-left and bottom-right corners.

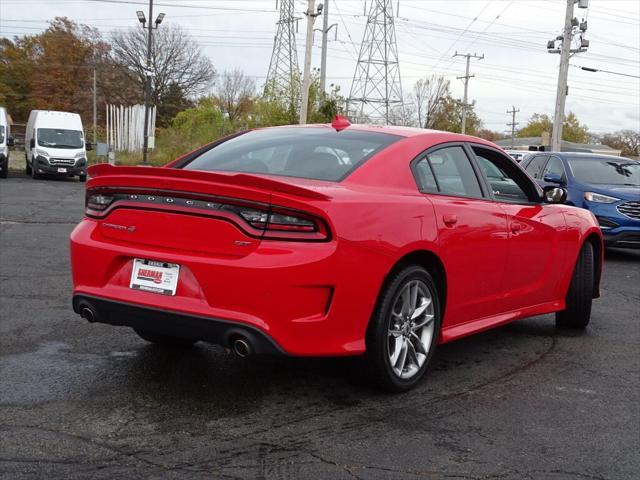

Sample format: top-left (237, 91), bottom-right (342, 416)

top-left (130, 259), bottom-right (180, 296)
top-left (57, 167), bottom-right (67, 173)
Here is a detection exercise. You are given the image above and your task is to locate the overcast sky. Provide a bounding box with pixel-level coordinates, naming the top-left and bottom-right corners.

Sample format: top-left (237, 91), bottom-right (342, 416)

top-left (1, 0), bottom-right (638, 133)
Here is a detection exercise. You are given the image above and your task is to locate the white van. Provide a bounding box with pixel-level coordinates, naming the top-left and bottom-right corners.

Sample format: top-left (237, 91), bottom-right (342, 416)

top-left (25, 110), bottom-right (91, 181)
top-left (0, 106), bottom-right (14, 179)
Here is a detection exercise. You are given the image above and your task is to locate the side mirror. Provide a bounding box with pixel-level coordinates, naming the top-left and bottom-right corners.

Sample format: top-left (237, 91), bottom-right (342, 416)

top-left (85, 142), bottom-right (93, 151)
top-left (543, 172), bottom-right (564, 185)
top-left (543, 186), bottom-right (567, 204)
top-left (7, 135), bottom-right (15, 147)
top-left (30, 138), bottom-right (35, 149)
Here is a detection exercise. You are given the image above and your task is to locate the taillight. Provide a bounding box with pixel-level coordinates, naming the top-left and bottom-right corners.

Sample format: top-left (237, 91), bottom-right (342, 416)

top-left (87, 193), bottom-right (115, 211)
top-left (85, 189), bottom-right (329, 241)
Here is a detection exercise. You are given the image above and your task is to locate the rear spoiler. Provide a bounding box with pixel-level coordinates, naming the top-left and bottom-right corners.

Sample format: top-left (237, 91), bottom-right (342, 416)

top-left (88, 164), bottom-right (330, 201)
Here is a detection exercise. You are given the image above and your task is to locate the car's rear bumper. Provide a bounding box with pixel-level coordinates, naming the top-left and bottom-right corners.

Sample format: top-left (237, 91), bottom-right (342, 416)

top-left (70, 218), bottom-right (388, 356)
top-left (73, 294), bottom-right (284, 354)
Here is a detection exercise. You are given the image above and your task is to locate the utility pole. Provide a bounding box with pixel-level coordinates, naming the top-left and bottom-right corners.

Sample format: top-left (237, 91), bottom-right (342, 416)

top-left (142, 0), bottom-right (153, 164)
top-left (317, 1), bottom-right (337, 94)
top-left (136, 2), bottom-right (165, 164)
top-left (506, 106), bottom-right (519, 149)
top-left (453, 51), bottom-right (484, 135)
top-left (92, 69), bottom-right (97, 146)
top-left (300, 1), bottom-right (322, 124)
top-left (548, 0), bottom-right (590, 151)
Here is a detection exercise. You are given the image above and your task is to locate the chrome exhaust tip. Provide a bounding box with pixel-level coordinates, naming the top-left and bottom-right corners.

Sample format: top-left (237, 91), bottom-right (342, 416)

top-left (81, 306), bottom-right (95, 323)
top-left (232, 338), bottom-right (252, 357)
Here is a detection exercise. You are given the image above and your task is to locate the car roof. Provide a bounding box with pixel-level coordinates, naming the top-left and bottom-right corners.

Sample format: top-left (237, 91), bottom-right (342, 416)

top-left (551, 152), bottom-right (636, 162)
top-left (264, 122), bottom-right (497, 144)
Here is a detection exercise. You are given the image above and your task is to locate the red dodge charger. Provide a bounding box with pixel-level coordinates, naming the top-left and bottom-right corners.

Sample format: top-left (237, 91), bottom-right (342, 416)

top-left (70, 119), bottom-right (603, 391)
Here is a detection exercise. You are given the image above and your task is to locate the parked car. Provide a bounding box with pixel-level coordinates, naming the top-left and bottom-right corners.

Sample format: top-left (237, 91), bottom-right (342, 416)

top-left (0, 106), bottom-right (15, 179)
top-left (25, 110), bottom-right (91, 181)
top-left (70, 120), bottom-right (603, 391)
top-left (522, 152), bottom-right (640, 249)
top-left (504, 150), bottom-right (532, 163)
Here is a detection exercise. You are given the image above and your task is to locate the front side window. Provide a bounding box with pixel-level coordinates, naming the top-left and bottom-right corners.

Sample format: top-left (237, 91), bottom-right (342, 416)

top-left (183, 127), bottom-right (401, 182)
top-left (472, 146), bottom-right (536, 203)
top-left (0, 125), bottom-right (5, 144)
top-left (542, 156), bottom-right (567, 182)
top-left (37, 129), bottom-right (84, 149)
top-left (569, 157), bottom-right (640, 186)
top-left (524, 155), bottom-right (548, 179)
top-left (415, 146), bottom-right (483, 198)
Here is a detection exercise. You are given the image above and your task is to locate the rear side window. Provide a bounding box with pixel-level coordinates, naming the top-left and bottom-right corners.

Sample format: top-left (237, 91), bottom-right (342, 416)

top-left (183, 127), bottom-right (401, 182)
top-left (524, 155), bottom-right (548, 179)
top-left (414, 146), bottom-right (483, 198)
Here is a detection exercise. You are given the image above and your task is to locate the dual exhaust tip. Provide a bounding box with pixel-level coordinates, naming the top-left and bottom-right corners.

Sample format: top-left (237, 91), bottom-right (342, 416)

top-left (78, 301), bottom-right (254, 357)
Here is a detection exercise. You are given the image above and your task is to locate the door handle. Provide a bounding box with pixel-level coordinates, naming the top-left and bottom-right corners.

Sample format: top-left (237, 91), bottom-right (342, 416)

top-left (511, 222), bottom-right (524, 233)
top-left (443, 214), bottom-right (458, 227)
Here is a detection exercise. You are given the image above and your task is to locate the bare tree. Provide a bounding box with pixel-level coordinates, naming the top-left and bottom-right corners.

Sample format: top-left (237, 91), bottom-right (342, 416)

top-left (413, 75), bottom-right (450, 129)
top-left (601, 130), bottom-right (640, 158)
top-left (111, 24), bottom-right (215, 107)
top-left (214, 70), bottom-right (256, 123)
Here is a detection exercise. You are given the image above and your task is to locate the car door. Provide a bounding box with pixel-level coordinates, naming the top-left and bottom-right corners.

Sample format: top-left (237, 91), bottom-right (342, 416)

top-left (471, 145), bottom-right (568, 312)
top-left (412, 144), bottom-right (510, 326)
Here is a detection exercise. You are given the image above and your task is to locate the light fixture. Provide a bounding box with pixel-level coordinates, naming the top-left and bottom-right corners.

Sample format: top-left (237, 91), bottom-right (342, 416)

top-left (136, 10), bottom-right (146, 24)
top-left (155, 13), bottom-right (165, 25)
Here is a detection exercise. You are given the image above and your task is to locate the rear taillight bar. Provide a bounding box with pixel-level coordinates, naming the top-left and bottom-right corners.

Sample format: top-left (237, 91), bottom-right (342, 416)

top-left (85, 188), bottom-right (329, 241)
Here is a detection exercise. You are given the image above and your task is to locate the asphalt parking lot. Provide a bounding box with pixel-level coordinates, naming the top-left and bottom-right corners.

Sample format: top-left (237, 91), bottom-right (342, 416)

top-left (1, 173), bottom-right (638, 480)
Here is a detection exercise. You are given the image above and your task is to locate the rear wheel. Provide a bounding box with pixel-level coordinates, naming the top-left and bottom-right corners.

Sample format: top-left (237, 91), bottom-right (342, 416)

top-left (0, 157), bottom-right (7, 178)
top-left (134, 328), bottom-right (196, 348)
top-left (556, 242), bottom-right (594, 329)
top-left (25, 155), bottom-right (32, 175)
top-left (365, 265), bottom-right (441, 392)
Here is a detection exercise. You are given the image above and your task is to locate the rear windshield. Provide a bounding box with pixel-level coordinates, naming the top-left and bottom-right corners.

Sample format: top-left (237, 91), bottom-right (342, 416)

top-left (37, 128), bottom-right (83, 149)
top-left (183, 127), bottom-right (401, 181)
top-left (569, 158), bottom-right (640, 186)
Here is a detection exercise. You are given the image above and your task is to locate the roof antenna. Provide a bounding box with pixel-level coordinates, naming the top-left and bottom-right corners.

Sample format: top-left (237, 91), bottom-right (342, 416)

top-left (332, 115), bottom-right (351, 132)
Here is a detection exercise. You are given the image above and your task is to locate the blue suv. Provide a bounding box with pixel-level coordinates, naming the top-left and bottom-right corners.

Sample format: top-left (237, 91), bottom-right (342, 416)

top-left (522, 152), bottom-right (640, 249)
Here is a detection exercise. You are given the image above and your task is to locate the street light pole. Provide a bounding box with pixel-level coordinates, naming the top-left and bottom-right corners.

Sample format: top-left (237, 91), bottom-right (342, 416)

top-left (300, 1), bottom-right (323, 125)
top-left (141, 0), bottom-right (154, 165)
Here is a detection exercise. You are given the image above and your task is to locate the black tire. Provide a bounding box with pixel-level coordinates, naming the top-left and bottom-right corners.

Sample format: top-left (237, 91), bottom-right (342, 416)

top-left (79, 174), bottom-right (87, 183)
top-left (25, 155), bottom-right (32, 175)
top-left (31, 159), bottom-right (39, 179)
top-left (0, 158), bottom-right (7, 178)
top-left (133, 328), bottom-right (196, 348)
top-left (556, 242), bottom-right (594, 329)
top-left (365, 265), bottom-right (441, 392)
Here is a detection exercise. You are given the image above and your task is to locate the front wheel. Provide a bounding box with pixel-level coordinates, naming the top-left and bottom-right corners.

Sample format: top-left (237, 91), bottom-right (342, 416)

top-left (556, 242), bottom-right (594, 329)
top-left (365, 265), bottom-right (441, 392)
top-left (25, 156), bottom-right (32, 175)
top-left (134, 328), bottom-right (196, 348)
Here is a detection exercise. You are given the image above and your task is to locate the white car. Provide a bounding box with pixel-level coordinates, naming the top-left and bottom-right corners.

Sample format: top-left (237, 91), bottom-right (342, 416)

top-left (504, 150), bottom-right (533, 163)
top-left (0, 106), bottom-right (14, 179)
top-left (25, 110), bottom-right (92, 181)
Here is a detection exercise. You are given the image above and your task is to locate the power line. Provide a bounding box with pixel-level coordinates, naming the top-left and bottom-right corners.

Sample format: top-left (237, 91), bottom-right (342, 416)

top-left (570, 64), bottom-right (640, 79)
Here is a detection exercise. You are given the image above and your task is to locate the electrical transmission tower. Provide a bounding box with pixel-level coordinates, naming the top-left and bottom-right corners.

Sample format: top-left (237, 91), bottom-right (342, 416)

top-left (347, 0), bottom-right (403, 124)
top-left (265, 0), bottom-right (300, 111)
top-left (506, 106), bottom-right (520, 149)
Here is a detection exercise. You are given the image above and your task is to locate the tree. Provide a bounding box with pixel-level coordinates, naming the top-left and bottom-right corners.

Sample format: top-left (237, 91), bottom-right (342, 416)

top-left (430, 96), bottom-right (482, 135)
top-left (413, 75), bottom-right (450, 129)
top-left (518, 112), bottom-right (589, 143)
top-left (517, 113), bottom-right (553, 138)
top-left (601, 130), bottom-right (640, 158)
top-left (214, 70), bottom-right (256, 124)
top-left (476, 129), bottom-right (506, 141)
top-left (111, 24), bottom-right (215, 125)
